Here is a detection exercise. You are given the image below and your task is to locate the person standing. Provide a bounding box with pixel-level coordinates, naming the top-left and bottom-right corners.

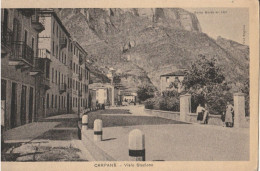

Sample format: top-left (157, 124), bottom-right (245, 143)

top-left (196, 104), bottom-right (205, 124)
top-left (225, 101), bottom-right (234, 127)
top-left (203, 103), bottom-right (209, 124)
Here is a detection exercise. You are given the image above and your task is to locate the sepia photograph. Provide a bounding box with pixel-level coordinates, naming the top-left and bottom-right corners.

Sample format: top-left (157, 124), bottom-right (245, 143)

top-left (0, 0), bottom-right (258, 170)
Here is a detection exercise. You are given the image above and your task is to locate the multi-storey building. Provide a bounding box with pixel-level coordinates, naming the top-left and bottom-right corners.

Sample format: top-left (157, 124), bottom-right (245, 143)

top-left (71, 41), bottom-right (90, 113)
top-left (1, 9), bottom-right (49, 129)
top-left (38, 9), bottom-right (71, 116)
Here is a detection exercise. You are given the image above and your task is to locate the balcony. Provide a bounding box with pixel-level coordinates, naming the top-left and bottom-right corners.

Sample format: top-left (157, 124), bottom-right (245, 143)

top-left (1, 24), bottom-right (13, 56)
top-left (18, 9), bottom-right (35, 17)
top-left (38, 49), bottom-right (51, 59)
top-left (31, 14), bottom-right (45, 32)
top-left (29, 58), bottom-right (44, 76)
top-left (78, 74), bottom-right (82, 81)
top-left (59, 37), bottom-right (67, 49)
top-left (59, 83), bottom-right (67, 94)
top-left (42, 78), bottom-right (50, 90)
top-left (9, 41), bottom-right (34, 67)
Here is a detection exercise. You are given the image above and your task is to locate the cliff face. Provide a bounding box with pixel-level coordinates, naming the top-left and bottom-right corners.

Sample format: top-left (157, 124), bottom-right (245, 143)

top-left (57, 8), bottom-right (249, 91)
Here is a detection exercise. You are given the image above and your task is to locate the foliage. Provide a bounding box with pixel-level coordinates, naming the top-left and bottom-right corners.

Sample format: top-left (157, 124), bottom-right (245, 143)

top-left (184, 54), bottom-right (233, 115)
top-left (137, 84), bottom-right (156, 102)
top-left (144, 90), bottom-right (180, 111)
top-left (183, 54), bottom-right (225, 90)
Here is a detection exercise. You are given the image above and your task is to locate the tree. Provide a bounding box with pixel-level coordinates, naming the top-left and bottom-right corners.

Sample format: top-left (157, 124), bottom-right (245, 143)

top-left (183, 54), bottom-right (232, 114)
top-left (137, 84), bottom-right (156, 102)
top-left (183, 54), bottom-right (225, 90)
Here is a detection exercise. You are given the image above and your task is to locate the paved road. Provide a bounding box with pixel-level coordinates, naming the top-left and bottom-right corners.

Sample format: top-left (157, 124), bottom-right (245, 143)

top-left (2, 114), bottom-right (91, 161)
top-left (85, 105), bottom-right (249, 161)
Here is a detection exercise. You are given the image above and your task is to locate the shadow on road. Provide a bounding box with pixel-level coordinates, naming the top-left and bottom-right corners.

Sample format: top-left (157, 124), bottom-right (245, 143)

top-left (87, 109), bottom-right (189, 129)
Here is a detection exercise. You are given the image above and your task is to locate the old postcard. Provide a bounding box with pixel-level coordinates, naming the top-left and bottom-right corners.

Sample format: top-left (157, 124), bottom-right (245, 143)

top-left (1, 0), bottom-right (259, 170)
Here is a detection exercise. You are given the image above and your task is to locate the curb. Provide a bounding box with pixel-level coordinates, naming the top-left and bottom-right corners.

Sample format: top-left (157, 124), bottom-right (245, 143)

top-left (80, 131), bottom-right (116, 161)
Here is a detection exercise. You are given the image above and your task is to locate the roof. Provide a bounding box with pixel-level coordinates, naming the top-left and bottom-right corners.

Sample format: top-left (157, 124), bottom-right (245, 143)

top-left (160, 70), bottom-right (187, 77)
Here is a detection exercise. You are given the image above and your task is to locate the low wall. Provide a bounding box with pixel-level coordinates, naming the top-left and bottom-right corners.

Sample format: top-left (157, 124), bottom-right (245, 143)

top-left (144, 109), bottom-right (250, 127)
top-left (144, 109), bottom-right (180, 121)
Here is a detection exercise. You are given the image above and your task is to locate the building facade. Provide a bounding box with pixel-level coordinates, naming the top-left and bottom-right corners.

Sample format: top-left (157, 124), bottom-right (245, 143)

top-left (71, 41), bottom-right (90, 113)
top-left (38, 9), bottom-right (71, 116)
top-left (1, 9), bottom-right (47, 129)
top-left (1, 8), bottom-right (92, 130)
top-left (160, 70), bottom-right (186, 93)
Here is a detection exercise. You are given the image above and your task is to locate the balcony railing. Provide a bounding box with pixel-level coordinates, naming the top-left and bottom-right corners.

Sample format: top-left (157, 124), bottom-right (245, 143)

top-left (11, 41), bottom-right (34, 66)
top-left (31, 14), bottom-right (45, 32)
top-left (1, 23), bottom-right (13, 53)
top-left (38, 49), bottom-right (51, 59)
top-left (59, 37), bottom-right (67, 49)
top-left (59, 83), bottom-right (67, 94)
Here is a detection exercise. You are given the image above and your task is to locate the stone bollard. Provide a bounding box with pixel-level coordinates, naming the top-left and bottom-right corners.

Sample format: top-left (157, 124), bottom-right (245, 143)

top-left (233, 93), bottom-right (246, 128)
top-left (82, 115), bottom-right (88, 131)
top-left (94, 119), bottom-right (103, 141)
top-left (128, 129), bottom-right (145, 161)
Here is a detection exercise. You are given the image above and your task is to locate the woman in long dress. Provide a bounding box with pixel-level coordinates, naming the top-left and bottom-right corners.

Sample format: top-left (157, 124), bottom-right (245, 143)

top-left (196, 104), bottom-right (205, 124)
top-left (225, 101), bottom-right (234, 127)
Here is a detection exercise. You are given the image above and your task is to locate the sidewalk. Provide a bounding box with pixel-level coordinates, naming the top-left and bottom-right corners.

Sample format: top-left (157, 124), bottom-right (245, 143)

top-left (3, 114), bottom-right (78, 143)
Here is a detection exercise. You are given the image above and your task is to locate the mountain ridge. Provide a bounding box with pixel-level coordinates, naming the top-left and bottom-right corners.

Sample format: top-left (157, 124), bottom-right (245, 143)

top-left (57, 8), bottom-right (249, 92)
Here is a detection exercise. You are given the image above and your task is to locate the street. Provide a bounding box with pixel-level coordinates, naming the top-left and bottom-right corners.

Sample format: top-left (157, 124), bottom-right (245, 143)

top-left (2, 105), bottom-right (249, 161)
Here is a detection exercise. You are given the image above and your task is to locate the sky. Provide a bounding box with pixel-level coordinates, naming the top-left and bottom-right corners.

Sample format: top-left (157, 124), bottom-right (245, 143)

top-left (185, 8), bottom-right (249, 45)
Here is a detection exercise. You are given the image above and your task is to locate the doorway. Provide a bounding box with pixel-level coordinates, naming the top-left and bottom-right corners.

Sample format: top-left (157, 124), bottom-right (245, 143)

top-left (11, 83), bottom-right (17, 128)
top-left (28, 87), bottom-right (33, 123)
top-left (20, 85), bottom-right (27, 125)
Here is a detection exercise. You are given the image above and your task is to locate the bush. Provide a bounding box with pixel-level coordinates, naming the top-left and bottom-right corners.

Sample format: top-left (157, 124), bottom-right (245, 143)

top-left (144, 98), bottom-right (155, 109)
top-left (144, 96), bottom-right (180, 112)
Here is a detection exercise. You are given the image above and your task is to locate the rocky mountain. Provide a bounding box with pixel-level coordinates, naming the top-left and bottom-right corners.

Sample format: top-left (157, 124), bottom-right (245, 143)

top-left (56, 8), bottom-right (249, 92)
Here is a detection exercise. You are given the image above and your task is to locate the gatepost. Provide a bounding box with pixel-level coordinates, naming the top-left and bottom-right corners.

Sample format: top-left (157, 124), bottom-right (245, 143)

top-left (180, 94), bottom-right (191, 122)
top-left (233, 93), bottom-right (246, 128)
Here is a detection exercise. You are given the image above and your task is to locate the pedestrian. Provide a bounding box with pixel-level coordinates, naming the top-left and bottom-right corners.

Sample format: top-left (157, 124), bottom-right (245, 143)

top-left (203, 103), bottom-right (209, 124)
top-left (196, 103), bottom-right (205, 124)
top-left (225, 101), bottom-right (234, 127)
top-left (221, 112), bottom-right (225, 127)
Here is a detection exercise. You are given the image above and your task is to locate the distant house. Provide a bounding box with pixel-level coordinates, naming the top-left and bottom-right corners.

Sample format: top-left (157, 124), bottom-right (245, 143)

top-left (160, 70), bottom-right (187, 93)
top-left (89, 83), bottom-right (116, 107)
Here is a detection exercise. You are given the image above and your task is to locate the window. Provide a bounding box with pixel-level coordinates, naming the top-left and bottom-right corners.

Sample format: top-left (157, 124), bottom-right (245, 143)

top-left (56, 25), bottom-right (58, 37)
top-left (46, 94), bottom-right (49, 109)
top-left (76, 98), bottom-right (77, 107)
top-left (86, 70), bottom-right (88, 80)
top-left (55, 70), bottom-right (57, 84)
top-left (52, 68), bottom-right (54, 82)
top-left (56, 45), bottom-right (58, 58)
top-left (166, 77), bottom-right (170, 83)
top-left (73, 63), bottom-right (75, 73)
top-left (1, 79), bottom-right (7, 100)
top-left (46, 62), bottom-right (50, 79)
top-left (64, 54), bottom-right (66, 65)
top-left (24, 30), bottom-right (28, 45)
top-left (31, 37), bottom-right (34, 51)
top-left (51, 94), bottom-right (54, 108)
top-left (55, 95), bottom-right (57, 108)
top-left (53, 21), bottom-right (55, 33)
top-left (58, 72), bottom-right (60, 85)
top-left (52, 41), bottom-right (55, 55)
top-left (58, 96), bottom-right (60, 109)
